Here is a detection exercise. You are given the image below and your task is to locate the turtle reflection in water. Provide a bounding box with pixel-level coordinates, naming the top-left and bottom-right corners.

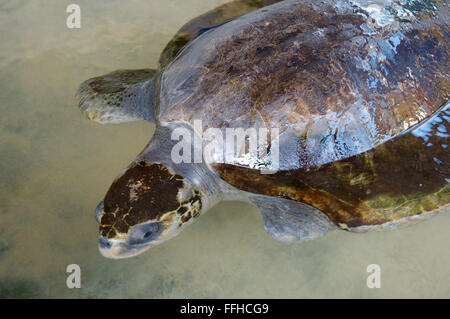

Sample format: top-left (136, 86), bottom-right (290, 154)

top-left (76, 0), bottom-right (449, 258)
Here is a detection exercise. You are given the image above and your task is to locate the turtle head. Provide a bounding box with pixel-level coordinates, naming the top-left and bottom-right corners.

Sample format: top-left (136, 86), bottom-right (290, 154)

top-left (95, 161), bottom-right (202, 259)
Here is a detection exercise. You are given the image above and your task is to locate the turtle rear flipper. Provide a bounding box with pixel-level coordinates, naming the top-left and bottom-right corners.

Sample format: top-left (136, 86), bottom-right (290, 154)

top-left (249, 195), bottom-right (336, 244)
top-left (76, 69), bottom-right (157, 124)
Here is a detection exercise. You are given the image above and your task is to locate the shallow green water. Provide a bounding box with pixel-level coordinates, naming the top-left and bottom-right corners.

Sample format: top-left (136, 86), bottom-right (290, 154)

top-left (0, 0), bottom-right (449, 298)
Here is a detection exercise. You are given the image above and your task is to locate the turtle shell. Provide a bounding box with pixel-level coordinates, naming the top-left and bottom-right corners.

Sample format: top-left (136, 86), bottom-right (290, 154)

top-left (158, 0), bottom-right (283, 69)
top-left (157, 0), bottom-right (449, 228)
top-left (159, 0), bottom-right (448, 159)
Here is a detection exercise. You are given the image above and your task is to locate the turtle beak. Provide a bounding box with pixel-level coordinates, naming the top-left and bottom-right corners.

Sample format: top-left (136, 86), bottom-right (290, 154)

top-left (98, 236), bottom-right (153, 259)
top-left (95, 201), bottom-right (157, 259)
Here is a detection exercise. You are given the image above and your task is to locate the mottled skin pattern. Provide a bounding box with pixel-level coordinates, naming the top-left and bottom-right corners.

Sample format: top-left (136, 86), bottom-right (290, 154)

top-left (77, 69), bottom-right (157, 123)
top-left (100, 162), bottom-right (202, 238)
top-left (216, 103), bottom-right (449, 228)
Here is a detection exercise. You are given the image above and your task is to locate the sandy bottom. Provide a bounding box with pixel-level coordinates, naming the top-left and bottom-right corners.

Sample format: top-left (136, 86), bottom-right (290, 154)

top-left (0, 0), bottom-right (448, 298)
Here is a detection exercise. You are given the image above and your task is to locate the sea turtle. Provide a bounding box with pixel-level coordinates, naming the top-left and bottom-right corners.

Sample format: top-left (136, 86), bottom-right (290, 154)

top-left (76, 0), bottom-right (449, 259)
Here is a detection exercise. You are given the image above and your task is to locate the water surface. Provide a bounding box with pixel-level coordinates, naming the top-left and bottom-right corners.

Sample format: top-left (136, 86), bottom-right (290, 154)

top-left (0, 0), bottom-right (449, 298)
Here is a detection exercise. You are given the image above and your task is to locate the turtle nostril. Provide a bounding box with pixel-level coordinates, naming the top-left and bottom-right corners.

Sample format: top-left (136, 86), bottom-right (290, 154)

top-left (98, 237), bottom-right (112, 249)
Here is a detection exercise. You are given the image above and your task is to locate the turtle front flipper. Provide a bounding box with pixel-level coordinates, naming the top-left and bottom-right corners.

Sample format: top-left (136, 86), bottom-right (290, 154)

top-left (249, 194), bottom-right (336, 244)
top-left (76, 69), bottom-right (157, 124)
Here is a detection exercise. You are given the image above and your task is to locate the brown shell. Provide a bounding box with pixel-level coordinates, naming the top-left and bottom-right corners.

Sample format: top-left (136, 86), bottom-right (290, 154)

top-left (159, 0), bottom-right (448, 141)
top-left (157, 0), bottom-right (449, 228)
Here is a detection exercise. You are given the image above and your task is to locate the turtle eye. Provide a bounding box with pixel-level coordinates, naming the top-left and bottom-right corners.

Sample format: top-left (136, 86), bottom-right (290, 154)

top-left (143, 231), bottom-right (153, 239)
top-left (128, 221), bottom-right (163, 245)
